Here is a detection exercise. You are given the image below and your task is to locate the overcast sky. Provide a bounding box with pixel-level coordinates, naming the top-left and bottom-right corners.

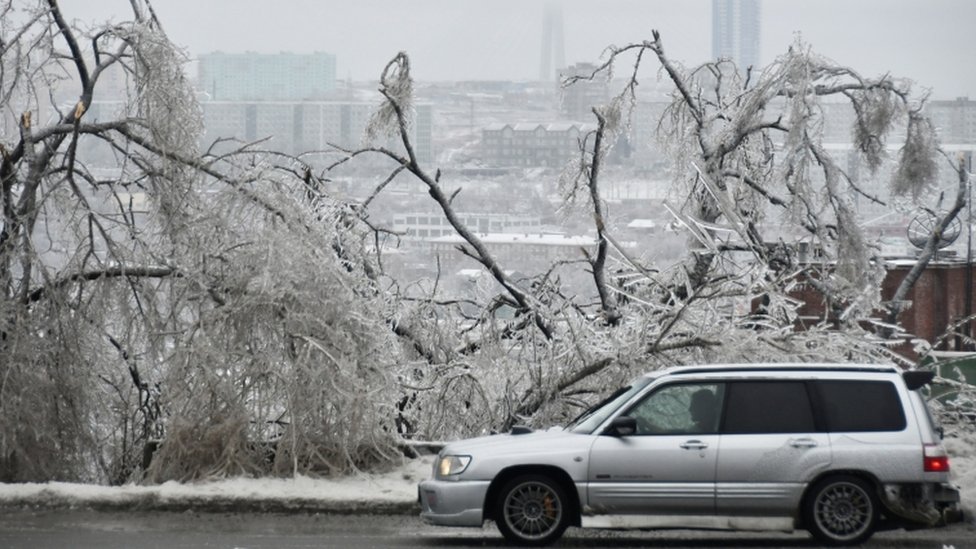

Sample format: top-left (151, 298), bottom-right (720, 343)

top-left (74, 0), bottom-right (976, 99)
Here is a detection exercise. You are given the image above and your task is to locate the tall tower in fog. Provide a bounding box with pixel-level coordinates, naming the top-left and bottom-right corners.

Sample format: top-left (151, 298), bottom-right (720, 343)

top-left (540, 3), bottom-right (565, 82)
top-left (712, 0), bottom-right (761, 71)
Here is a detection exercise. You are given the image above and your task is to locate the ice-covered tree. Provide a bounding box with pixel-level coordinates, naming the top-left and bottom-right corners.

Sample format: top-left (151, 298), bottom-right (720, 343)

top-left (2, 0), bottom-right (968, 484)
top-left (350, 29), bottom-right (972, 441)
top-left (0, 0), bottom-right (406, 483)
top-left (564, 32), bottom-right (965, 329)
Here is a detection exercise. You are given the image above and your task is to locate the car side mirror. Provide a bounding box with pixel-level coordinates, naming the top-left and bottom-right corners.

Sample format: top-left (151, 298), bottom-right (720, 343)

top-left (604, 416), bottom-right (637, 437)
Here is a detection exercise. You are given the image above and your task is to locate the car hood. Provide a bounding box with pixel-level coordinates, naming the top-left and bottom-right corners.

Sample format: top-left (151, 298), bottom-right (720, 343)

top-left (442, 427), bottom-right (591, 457)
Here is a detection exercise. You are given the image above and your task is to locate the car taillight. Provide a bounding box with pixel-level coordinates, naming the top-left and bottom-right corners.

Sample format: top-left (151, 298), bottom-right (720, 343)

top-left (924, 443), bottom-right (950, 472)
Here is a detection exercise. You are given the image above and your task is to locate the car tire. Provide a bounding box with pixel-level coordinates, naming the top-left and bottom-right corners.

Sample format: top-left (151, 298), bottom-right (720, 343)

top-left (803, 475), bottom-right (879, 546)
top-left (495, 474), bottom-right (571, 546)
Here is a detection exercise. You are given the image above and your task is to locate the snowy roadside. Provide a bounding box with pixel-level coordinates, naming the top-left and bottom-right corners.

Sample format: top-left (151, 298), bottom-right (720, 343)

top-left (944, 434), bottom-right (976, 520)
top-left (0, 457), bottom-right (434, 515)
top-left (1, 434), bottom-right (974, 519)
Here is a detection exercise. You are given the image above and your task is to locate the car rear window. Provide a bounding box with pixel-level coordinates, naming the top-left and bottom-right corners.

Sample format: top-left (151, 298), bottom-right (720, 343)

top-left (816, 380), bottom-right (906, 432)
top-left (722, 381), bottom-right (816, 434)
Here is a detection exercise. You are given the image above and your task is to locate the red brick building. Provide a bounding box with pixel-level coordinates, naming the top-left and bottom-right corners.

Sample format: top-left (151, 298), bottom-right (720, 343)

top-left (791, 258), bottom-right (976, 358)
top-left (883, 260), bottom-right (976, 346)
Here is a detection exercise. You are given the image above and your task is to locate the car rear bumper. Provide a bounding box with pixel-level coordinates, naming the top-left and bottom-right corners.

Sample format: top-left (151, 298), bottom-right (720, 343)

top-left (882, 482), bottom-right (962, 526)
top-left (418, 479), bottom-right (491, 527)
top-left (933, 482), bottom-right (964, 524)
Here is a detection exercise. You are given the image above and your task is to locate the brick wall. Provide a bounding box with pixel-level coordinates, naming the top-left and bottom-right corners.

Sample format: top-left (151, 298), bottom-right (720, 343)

top-left (788, 261), bottom-right (976, 358)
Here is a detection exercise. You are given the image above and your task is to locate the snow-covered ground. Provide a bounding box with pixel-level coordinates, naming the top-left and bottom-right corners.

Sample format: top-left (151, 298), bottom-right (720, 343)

top-left (0, 435), bottom-right (973, 518)
top-left (945, 433), bottom-right (976, 518)
top-left (0, 457), bottom-right (434, 513)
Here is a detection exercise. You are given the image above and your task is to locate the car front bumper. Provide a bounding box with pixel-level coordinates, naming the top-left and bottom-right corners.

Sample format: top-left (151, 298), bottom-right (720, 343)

top-left (418, 478), bottom-right (491, 527)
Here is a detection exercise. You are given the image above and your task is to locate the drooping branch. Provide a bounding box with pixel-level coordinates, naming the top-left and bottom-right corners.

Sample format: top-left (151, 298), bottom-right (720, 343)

top-left (648, 30), bottom-right (703, 125)
top-left (48, 0), bottom-right (91, 106)
top-left (109, 124), bottom-right (296, 226)
top-left (27, 265), bottom-right (180, 304)
top-left (582, 109), bottom-right (621, 326)
top-left (364, 53), bottom-right (553, 340)
top-left (505, 357), bottom-right (615, 430)
top-left (885, 156), bottom-right (969, 328)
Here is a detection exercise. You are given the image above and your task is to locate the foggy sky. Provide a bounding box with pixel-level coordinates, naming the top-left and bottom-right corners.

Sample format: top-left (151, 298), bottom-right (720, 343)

top-left (74, 0), bottom-right (976, 99)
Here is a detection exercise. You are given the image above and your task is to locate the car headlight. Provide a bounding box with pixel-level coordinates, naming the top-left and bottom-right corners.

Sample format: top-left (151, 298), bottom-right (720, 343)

top-left (436, 455), bottom-right (471, 478)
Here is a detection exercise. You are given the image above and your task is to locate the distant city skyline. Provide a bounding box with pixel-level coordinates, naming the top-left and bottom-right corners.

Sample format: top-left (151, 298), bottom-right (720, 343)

top-left (76, 0), bottom-right (976, 99)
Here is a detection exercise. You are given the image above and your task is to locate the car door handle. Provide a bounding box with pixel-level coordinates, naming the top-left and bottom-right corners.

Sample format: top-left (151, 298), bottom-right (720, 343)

top-left (680, 440), bottom-right (708, 450)
top-left (789, 438), bottom-right (819, 448)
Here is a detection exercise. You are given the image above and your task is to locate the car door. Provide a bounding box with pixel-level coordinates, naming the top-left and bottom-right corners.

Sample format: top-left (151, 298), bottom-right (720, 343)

top-left (714, 380), bottom-right (832, 515)
top-left (587, 382), bottom-right (724, 515)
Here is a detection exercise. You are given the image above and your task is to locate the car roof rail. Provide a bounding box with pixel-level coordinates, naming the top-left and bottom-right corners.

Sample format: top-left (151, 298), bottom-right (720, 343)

top-left (667, 364), bottom-right (899, 376)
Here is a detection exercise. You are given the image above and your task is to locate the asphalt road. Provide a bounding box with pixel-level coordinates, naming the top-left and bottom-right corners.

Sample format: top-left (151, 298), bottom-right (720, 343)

top-left (0, 510), bottom-right (972, 549)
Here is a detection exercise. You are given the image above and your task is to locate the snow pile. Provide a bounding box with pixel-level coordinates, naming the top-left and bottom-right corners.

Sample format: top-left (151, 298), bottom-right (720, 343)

top-left (946, 433), bottom-right (976, 517)
top-left (0, 457), bottom-right (433, 513)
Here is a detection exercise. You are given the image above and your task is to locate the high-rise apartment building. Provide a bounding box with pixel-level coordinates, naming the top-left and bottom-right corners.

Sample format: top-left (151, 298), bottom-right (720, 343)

top-left (558, 62), bottom-right (608, 120)
top-left (200, 101), bottom-right (433, 162)
top-left (712, 0), bottom-right (761, 71)
top-left (926, 97), bottom-right (976, 143)
top-left (198, 52), bottom-right (337, 101)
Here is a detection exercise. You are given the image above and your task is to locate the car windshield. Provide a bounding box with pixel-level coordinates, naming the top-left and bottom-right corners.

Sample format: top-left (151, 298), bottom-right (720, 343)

top-left (566, 376), bottom-right (654, 434)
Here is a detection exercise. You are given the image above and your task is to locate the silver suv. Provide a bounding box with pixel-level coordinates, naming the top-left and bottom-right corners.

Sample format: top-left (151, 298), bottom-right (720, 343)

top-left (418, 364), bottom-right (961, 546)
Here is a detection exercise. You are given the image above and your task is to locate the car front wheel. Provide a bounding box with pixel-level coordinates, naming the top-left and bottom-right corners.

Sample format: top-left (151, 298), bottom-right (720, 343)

top-left (495, 474), bottom-right (570, 546)
top-left (804, 475), bottom-right (879, 546)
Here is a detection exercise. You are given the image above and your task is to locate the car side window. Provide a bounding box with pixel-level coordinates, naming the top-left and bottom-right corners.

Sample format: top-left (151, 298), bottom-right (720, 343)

top-left (626, 383), bottom-right (724, 435)
top-left (815, 380), bottom-right (907, 432)
top-left (723, 381), bottom-right (816, 434)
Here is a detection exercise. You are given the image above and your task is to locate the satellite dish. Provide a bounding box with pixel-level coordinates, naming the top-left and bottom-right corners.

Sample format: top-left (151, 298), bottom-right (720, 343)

top-left (907, 211), bottom-right (961, 250)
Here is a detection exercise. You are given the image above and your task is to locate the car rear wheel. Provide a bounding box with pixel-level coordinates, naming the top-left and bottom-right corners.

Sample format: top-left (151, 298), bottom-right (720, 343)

top-left (495, 474), bottom-right (570, 546)
top-left (804, 475), bottom-right (878, 546)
